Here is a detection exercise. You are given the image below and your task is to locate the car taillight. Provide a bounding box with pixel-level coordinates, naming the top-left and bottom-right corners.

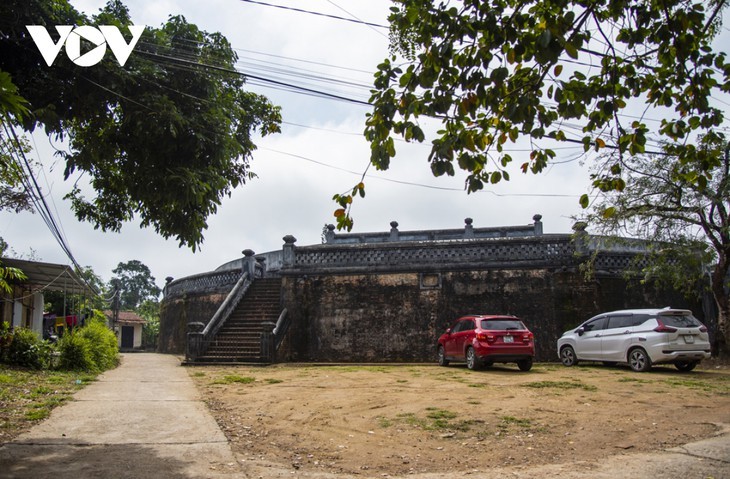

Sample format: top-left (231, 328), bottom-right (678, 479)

top-left (654, 319), bottom-right (677, 333)
top-left (699, 324), bottom-right (708, 333)
top-left (476, 333), bottom-right (495, 342)
top-left (523, 332), bottom-right (533, 343)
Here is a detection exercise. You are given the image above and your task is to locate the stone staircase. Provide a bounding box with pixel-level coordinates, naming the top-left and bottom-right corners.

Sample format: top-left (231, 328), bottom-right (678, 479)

top-left (196, 278), bottom-right (282, 362)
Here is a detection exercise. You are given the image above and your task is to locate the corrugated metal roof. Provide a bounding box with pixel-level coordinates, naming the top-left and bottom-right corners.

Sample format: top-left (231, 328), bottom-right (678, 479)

top-left (1, 258), bottom-right (94, 295)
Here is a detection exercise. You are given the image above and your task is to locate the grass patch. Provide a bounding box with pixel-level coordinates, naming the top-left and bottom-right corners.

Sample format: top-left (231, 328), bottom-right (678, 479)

top-left (25, 409), bottom-right (50, 420)
top-left (381, 408), bottom-right (480, 434)
top-left (264, 378), bottom-right (283, 384)
top-left (661, 376), bottom-right (729, 394)
top-left (500, 415), bottom-right (532, 427)
top-left (522, 380), bottom-right (597, 392)
top-left (211, 374), bottom-right (256, 385)
top-left (0, 366), bottom-right (95, 440)
top-left (617, 377), bottom-right (652, 384)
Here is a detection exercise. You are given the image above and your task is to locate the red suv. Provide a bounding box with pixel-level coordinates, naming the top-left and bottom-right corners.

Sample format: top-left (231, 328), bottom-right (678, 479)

top-left (437, 315), bottom-right (535, 371)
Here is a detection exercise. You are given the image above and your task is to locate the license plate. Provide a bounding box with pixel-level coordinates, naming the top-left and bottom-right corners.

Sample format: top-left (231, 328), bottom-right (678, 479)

top-left (684, 335), bottom-right (695, 344)
top-left (503, 336), bottom-right (514, 343)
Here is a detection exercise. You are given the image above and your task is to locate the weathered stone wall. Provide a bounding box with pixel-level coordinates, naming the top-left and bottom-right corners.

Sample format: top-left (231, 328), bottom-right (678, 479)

top-left (279, 269), bottom-right (705, 363)
top-left (159, 220), bottom-right (712, 362)
top-left (158, 292), bottom-right (228, 354)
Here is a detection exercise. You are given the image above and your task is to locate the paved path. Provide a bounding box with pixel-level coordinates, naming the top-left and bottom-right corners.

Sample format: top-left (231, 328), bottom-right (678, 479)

top-left (0, 353), bottom-right (245, 479)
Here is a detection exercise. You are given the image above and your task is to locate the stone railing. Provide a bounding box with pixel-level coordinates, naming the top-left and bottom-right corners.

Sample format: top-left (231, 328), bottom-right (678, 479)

top-left (164, 269), bottom-right (241, 299)
top-left (165, 250), bottom-right (269, 300)
top-left (280, 234), bottom-right (577, 274)
top-left (323, 215), bottom-right (544, 244)
top-left (186, 272), bottom-right (252, 362)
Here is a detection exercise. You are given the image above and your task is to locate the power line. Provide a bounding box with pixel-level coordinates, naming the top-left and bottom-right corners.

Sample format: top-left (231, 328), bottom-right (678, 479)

top-left (1, 119), bottom-right (100, 296)
top-left (263, 147), bottom-right (581, 197)
top-left (238, 0), bottom-right (388, 28)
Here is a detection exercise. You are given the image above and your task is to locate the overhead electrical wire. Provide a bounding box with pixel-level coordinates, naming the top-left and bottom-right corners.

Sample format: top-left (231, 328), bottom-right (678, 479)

top-left (1, 119), bottom-right (100, 296)
top-left (237, 0), bottom-right (389, 28)
top-left (263, 147), bottom-right (582, 198)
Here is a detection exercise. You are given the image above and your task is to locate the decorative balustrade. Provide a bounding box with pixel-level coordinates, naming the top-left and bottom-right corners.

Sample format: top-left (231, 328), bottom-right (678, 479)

top-left (164, 269), bottom-right (241, 299)
top-left (282, 235), bottom-right (576, 274)
top-left (323, 215), bottom-right (544, 244)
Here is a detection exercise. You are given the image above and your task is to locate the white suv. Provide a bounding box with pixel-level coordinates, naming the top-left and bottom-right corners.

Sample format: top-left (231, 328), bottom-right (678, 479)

top-left (557, 308), bottom-right (711, 372)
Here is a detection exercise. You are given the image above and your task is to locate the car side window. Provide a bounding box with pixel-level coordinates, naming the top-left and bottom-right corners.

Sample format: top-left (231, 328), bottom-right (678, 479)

top-left (463, 319), bottom-right (475, 331)
top-left (606, 315), bottom-right (633, 329)
top-left (630, 314), bottom-right (650, 327)
top-left (583, 317), bottom-right (607, 332)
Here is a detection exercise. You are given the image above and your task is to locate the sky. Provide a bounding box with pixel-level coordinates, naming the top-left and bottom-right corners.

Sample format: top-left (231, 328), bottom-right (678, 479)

top-left (2, 0), bottom-right (727, 290)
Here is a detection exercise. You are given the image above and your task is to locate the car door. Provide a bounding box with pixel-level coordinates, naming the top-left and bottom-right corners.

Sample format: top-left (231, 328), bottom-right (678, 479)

top-left (574, 317), bottom-right (606, 360)
top-left (446, 319), bottom-right (474, 359)
top-left (600, 315), bottom-right (635, 361)
top-left (443, 320), bottom-right (463, 357)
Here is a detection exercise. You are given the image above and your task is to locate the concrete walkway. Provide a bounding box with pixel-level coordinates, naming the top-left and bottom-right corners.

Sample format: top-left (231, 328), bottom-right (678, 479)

top-left (0, 353), bottom-right (245, 479)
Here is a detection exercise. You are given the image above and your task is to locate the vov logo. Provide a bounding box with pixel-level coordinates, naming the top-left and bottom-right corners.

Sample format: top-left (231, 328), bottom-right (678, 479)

top-left (26, 25), bottom-right (146, 67)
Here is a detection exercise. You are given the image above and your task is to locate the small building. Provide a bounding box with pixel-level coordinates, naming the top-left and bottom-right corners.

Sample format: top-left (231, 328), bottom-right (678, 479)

top-left (104, 310), bottom-right (145, 350)
top-left (0, 258), bottom-right (92, 338)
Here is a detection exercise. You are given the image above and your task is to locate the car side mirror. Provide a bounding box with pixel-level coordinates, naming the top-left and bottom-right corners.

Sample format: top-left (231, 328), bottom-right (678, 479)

top-left (577, 327), bottom-right (585, 336)
top-left (445, 328), bottom-right (452, 335)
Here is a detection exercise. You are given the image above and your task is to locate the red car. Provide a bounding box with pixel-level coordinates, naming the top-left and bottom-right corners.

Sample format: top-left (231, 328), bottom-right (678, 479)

top-left (437, 315), bottom-right (535, 371)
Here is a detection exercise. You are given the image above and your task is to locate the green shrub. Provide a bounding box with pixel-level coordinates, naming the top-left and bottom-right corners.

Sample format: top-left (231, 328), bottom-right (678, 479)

top-left (5, 328), bottom-right (52, 369)
top-left (57, 332), bottom-right (95, 371)
top-left (78, 320), bottom-right (119, 371)
top-left (0, 321), bottom-right (12, 363)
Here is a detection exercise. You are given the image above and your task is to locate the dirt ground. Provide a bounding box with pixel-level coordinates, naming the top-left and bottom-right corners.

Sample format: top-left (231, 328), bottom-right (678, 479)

top-left (189, 360), bottom-right (730, 477)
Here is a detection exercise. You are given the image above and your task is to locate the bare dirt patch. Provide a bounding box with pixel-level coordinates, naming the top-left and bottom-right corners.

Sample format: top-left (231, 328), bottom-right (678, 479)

top-left (189, 361), bottom-right (730, 478)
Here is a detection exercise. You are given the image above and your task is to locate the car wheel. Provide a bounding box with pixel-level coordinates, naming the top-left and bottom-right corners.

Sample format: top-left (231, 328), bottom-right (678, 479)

top-left (517, 358), bottom-right (533, 372)
top-left (675, 361), bottom-right (697, 372)
top-left (560, 346), bottom-right (578, 367)
top-left (465, 347), bottom-right (480, 370)
top-left (628, 348), bottom-right (652, 372)
top-left (437, 346), bottom-right (449, 367)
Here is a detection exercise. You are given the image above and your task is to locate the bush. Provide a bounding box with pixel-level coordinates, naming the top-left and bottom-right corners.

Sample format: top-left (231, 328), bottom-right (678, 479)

top-left (57, 332), bottom-right (95, 371)
top-left (77, 320), bottom-right (119, 371)
top-left (5, 328), bottom-right (52, 369)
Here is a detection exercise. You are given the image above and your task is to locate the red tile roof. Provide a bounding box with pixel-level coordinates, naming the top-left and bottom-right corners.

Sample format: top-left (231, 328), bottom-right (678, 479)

top-left (103, 310), bottom-right (146, 324)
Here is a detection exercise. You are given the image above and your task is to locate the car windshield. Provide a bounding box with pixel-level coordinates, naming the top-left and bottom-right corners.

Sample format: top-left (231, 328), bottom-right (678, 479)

top-left (480, 319), bottom-right (525, 330)
top-left (657, 313), bottom-right (702, 328)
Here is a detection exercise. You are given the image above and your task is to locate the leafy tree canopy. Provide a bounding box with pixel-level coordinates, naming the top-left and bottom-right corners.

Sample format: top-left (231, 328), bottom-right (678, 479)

top-left (110, 260), bottom-right (160, 311)
top-left (333, 0), bottom-right (730, 230)
top-left (0, 0), bottom-right (281, 249)
top-left (586, 134), bottom-right (730, 354)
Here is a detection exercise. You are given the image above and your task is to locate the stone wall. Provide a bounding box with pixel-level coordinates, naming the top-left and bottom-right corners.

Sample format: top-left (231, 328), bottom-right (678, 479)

top-left (278, 269), bottom-right (704, 363)
top-left (158, 291), bottom-right (229, 355)
top-left (158, 218), bottom-right (712, 361)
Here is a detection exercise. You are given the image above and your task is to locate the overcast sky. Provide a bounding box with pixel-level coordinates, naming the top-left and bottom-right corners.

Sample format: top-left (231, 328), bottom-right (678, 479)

top-left (2, 0), bottom-right (727, 289)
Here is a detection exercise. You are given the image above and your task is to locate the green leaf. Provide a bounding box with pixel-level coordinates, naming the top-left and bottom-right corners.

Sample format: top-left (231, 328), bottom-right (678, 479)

top-left (579, 194), bottom-right (589, 209)
top-left (602, 207), bottom-right (616, 218)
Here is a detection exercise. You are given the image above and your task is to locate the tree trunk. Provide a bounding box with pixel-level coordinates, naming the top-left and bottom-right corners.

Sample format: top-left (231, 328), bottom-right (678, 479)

top-left (710, 259), bottom-right (729, 358)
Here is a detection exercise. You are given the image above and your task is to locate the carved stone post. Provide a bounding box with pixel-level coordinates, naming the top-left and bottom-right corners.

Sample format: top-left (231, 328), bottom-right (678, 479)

top-left (282, 235), bottom-right (297, 267)
top-left (533, 214), bottom-right (544, 236)
top-left (242, 249), bottom-right (257, 277)
top-left (260, 321), bottom-right (276, 363)
top-left (163, 276), bottom-right (173, 297)
top-left (464, 218), bottom-right (474, 239)
top-left (186, 321), bottom-right (205, 362)
top-left (389, 221), bottom-right (400, 242)
top-left (572, 221), bottom-right (589, 256)
top-left (324, 224), bottom-right (336, 243)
